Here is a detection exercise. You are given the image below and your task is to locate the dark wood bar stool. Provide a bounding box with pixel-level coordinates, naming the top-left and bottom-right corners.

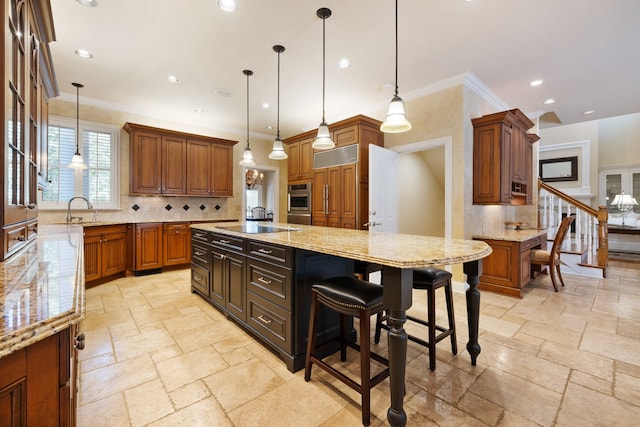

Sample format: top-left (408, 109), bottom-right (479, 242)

top-left (304, 276), bottom-right (389, 426)
top-left (374, 267), bottom-right (457, 371)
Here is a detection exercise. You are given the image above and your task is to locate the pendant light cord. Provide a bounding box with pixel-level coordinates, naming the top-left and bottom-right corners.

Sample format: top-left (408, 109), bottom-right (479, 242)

top-left (394, 0), bottom-right (399, 97)
top-left (76, 85), bottom-right (80, 153)
top-left (245, 71), bottom-right (250, 149)
top-left (276, 49), bottom-right (281, 139)
top-left (322, 12), bottom-right (327, 123)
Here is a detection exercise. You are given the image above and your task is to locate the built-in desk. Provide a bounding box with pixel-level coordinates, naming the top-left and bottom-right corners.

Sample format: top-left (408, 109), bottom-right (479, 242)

top-left (474, 229), bottom-right (548, 298)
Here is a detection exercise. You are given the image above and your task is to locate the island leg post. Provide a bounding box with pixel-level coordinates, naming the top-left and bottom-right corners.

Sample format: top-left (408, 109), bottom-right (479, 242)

top-left (463, 259), bottom-right (482, 365)
top-left (382, 267), bottom-right (413, 427)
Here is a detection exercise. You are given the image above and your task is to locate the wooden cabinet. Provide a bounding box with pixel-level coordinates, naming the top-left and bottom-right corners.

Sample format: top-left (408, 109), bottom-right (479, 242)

top-left (286, 137), bottom-right (314, 182)
top-left (287, 115), bottom-right (383, 230)
top-left (186, 139), bottom-right (233, 197)
top-left (124, 122), bottom-right (237, 197)
top-left (84, 225), bottom-right (127, 283)
top-left (209, 232), bottom-right (246, 321)
top-left (163, 222), bottom-right (191, 266)
top-left (133, 223), bottom-right (163, 272)
top-left (472, 109), bottom-right (539, 205)
top-left (474, 233), bottom-right (547, 298)
top-left (1, 0), bottom-right (57, 260)
top-left (0, 325), bottom-right (80, 426)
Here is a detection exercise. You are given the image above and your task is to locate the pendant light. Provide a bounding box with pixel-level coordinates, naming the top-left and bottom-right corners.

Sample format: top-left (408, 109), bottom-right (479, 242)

top-left (269, 45), bottom-right (288, 160)
top-left (239, 69), bottom-right (256, 167)
top-left (312, 7), bottom-right (335, 150)
top-left (68, 82), bottom-right (88, 169)
top-left (380, 0), bottom-right (412, 133)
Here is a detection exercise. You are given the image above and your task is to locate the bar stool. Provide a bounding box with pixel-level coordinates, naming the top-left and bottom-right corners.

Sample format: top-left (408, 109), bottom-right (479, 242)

top-left (305, 276), bottom-right (389, 426)
top-left (374, 267), bottom-right (457, 371)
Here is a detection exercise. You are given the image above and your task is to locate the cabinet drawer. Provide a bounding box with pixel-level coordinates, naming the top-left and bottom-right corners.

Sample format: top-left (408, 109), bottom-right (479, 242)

top-left (191, 229), bottom-right (210, 243)
top-left (247, 291), bottom-right (292, 353)
top-left (248, 241), bottom-right (291, 266)
top-left (4, 224), bottom-right (27, 256)
top-left (191, 243), bottom-right (209, 267)
top-left (191, 264), bottom-right (209, 295)
top-left (84, 224), bottom-right (127, 237)
top-left (247, 260), bottom-right (292, 310)
top-left (211, 233), bottom-right (245, 252)
top-left (164, 222), bottom-right (189, 232)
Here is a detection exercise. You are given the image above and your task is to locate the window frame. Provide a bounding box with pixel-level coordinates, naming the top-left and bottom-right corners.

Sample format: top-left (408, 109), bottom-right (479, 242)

top-left (39, 116), bottom-right (121, 210)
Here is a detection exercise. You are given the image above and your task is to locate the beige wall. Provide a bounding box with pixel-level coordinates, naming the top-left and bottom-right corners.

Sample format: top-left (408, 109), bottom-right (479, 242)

top-left (40, 98), bottom-right (290, 224)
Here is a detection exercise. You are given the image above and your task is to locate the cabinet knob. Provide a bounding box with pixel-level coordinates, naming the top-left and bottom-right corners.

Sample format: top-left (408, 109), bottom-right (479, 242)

top-left (75, 333), bottom-right (86, 350)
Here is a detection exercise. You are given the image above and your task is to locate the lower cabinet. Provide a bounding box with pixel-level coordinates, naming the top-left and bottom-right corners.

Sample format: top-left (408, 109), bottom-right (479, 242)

top-left (133, 223), bottom-right (163, 272)
top-left (190, 229), bottom-right (353, 372)
top-left (84, 225), bottom-right (127, 283)
top-left (475, 234), bottom-right (547, 298)
top-left (163, 222), bottom-right (191, 266)
top-left (0, 325), bottom-right (81, 426)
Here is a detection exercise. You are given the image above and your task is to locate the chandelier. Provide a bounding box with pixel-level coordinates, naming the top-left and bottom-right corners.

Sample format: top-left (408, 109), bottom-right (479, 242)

top-left (246, 169), bottom-right (264, 189)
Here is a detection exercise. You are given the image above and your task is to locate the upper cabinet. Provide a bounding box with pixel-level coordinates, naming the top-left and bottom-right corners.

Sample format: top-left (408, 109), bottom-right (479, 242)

top-left (286, 137), bottom-right (314, 183)
top-left (2, 0), bottom-right (58, 260)
top-left (472, 109), bottom-right (540, 205)
top-left (124, 123), bottom-right (237, 197)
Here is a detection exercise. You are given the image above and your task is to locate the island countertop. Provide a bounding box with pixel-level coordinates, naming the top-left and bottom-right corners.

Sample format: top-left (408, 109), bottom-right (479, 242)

top-left (192, 222), bottom-right (492, 268)
top-left (0, 224), bottom-right (85, 358)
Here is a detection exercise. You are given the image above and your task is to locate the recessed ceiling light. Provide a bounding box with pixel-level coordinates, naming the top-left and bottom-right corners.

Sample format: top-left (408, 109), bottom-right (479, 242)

top-left (583, 110), bottom-right (595, 115)
top-left (266, 125), bottom-right (274, 130)
top-left (262, 102), bottom-right (270, 109)
top-left (194, 108), bottom-right (204, 113)
top-left (76, 0), bottom-right (98, 7)
top-left (167, 75), bottom-right (179, 83)
top-left (543, 99), bottom-right (556, 105)
top-left (338, 58), bottom-right (350, 69)
top-left (217, 0), bottom-right (236, 12)
top-left (382, 82), bottom-right (394, 90)
top-left (75, 49), bottom-right (93, 59)
top-left (530, 80), bottom-right (543, 87)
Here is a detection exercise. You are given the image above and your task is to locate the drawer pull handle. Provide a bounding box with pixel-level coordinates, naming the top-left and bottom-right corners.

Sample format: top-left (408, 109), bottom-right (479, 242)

top-left (258, 315), bottom-right (272, 325)
top-left (220, 239), bottom-right (231, 244)
top-left (257, 277), bottom-right (272, 285)
top-left (195, 233), bottom-right (204, 237)
top-left (194, 275), bottom-right (203, 281)
top-left (194, 251), bottom-right (204, 256)
top-left (258, 248), bottom-right (273, 255)
top-left (214, 254), bottom-right (226, 260)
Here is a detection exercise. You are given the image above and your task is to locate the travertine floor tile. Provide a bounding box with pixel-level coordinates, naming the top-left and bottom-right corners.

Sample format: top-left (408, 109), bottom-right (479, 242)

top-left (77, 392), bottom-right (130, 427)
top-left (556, 382), bottom-right (640, 426)
top-left (157, 345), bottom-right (228, 391)
top-left (124, 379), bottom-right (174, 425)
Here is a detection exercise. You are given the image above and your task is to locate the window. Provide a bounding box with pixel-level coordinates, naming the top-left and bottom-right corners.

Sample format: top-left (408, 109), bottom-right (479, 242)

top-left (40, 116), bottom-right (120, 209)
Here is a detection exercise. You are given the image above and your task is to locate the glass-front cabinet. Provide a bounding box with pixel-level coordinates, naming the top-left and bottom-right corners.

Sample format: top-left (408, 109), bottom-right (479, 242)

top-left (599, 167), bottom-right (640, 226)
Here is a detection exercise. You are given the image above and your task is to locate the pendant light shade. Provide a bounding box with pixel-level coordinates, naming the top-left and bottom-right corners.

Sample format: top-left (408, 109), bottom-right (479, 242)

top-left (380, 0), bottom-right (411, 134)
top-left (312, 7), bottom-right (335, 150)
top-left (68, 82), bottom-right (88, 169)
top-left (239, 69), bottom-right (256, 167)
top-left (269, 45), bottom-right (288, 160)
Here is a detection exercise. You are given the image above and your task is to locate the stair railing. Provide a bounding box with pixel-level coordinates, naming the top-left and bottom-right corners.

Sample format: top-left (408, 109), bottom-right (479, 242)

top-left (538, 179), bottom-right (609, 274)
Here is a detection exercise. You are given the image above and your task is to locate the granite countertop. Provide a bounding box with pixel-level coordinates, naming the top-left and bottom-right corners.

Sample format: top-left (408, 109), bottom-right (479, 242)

top-left (57, 218), bottom-right (239, 227)
top-left (193, 222), bottom-right (492, 269)
top-left (0, 225), bottom-right (85, 358)
top-left (473, 228), bottom-right (548, 242)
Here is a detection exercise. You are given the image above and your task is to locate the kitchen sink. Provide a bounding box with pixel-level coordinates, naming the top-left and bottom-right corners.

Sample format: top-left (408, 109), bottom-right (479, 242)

top-left (216, 224), bottom-right (300, 234)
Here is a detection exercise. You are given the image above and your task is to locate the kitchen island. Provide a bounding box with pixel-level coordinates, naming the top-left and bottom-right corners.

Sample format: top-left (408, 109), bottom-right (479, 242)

top-left (0, 224), bottom-right (85, 425)
top-left (190, 222), bottom-right (491, 427)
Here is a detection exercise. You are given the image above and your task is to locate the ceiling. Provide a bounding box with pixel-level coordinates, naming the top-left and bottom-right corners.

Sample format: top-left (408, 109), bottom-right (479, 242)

top-left (49, 0), bottom-right (640, 140)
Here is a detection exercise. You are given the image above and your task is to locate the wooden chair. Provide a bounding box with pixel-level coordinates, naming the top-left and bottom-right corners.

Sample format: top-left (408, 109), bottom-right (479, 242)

top-left (530, 216), bottom-right (575, 291)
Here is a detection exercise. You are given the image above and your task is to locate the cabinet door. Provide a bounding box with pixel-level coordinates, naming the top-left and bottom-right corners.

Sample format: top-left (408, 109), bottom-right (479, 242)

top-left (102, 232), bottom-right (127, 277)
top-left (186, 140), bottom-right (211, 196)
top-left (312, 169), bottom-right (328, 219)
top-left (226, 252), bottom-right (246, 321)
top-left (340, 163), bottom-right (357, 224)
top-left (130, 131), bottom-right (162, 194)
top-left (134, 223), bottom-right (163, 271)
top-left (163, 227), bottom-right (190, 266)
top-left (161, 136), bottom-right (187, 195)
top-left (84, 235), bottom-right (102, 282)
top-left (511, 127), bottom-right (527, 183)
top-left (211, 144), bottom-right (233, 196)
top-left (327, 166), bottom-right (341, 222)
top-left (287, 141), bottom-right (301, 181)
top-left (333, 125), bottom-right (358, 148)
top-left (298, 138), bottom-right (314, 181)
top-left (210, 249), bottom-right (226, 307)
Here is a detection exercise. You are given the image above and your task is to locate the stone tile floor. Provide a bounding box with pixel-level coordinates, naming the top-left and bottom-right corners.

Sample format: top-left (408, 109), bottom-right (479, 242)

top-left (77, 263), bottom-right (640, 426)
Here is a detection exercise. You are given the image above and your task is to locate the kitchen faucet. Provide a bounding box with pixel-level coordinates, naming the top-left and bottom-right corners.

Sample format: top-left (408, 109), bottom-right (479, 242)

top-left (66, 196), bottom-right (95, 223)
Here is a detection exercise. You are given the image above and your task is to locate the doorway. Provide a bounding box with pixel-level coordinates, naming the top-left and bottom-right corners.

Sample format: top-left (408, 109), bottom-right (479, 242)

top-left (242, 166), bottom-right (280, 221)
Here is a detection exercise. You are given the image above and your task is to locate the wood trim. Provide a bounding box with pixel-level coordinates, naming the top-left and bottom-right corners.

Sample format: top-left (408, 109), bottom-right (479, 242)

top-left (123, 122), bottom-right (238, 146)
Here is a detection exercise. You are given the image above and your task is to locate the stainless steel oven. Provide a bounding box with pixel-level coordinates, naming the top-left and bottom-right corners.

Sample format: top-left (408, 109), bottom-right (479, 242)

top-left (287, 182), bottom-right (312, 225)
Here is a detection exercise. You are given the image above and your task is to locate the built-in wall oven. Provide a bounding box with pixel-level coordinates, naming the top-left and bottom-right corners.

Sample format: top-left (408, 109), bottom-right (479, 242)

top-left (287, 182), bottom-right (312, 225)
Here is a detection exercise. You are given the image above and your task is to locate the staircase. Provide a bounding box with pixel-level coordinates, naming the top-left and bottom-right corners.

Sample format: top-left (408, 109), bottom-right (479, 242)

top-left (538, 179), bottom-right (609, 278)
